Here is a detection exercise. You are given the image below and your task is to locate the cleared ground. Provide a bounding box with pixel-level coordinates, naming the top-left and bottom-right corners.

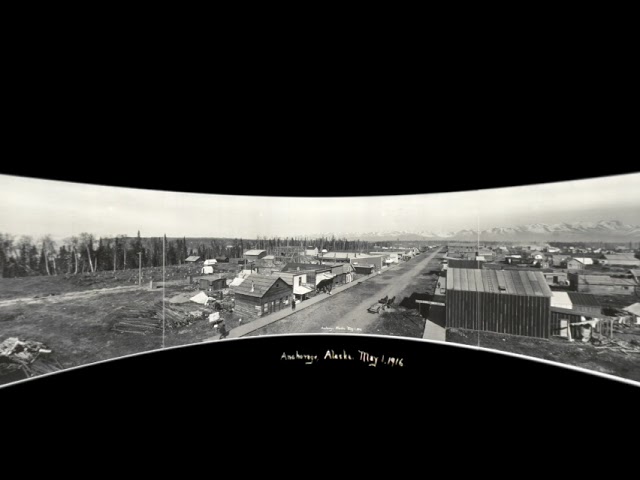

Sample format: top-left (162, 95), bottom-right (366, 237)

top-left (0, 281), bottom-right (249, 385)
top-left (246, 249), bottom-right (444, 338)
top-left (0, 264), bottom-right (203, 301)
top-left (447, 327), bottom-right (640, 383)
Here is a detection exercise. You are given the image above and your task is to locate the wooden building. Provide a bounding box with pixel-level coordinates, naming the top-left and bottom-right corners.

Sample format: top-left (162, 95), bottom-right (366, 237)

top-left (477, 249), bottom-right (495, 262)
top-left (543, 271), bottom-right (569, 287)
top-left (196, 276), bottom-right (228, 292)
top-left (445, 268), bottom-right (552, 339)
top-left (568, 273), bottom-right (638, 295)
top-left (213, 263), bottom-right (243, 273)
top-left (275, 272), bottom-right (313, 301)
top-left (243, 249), bottom-right (267, 262)
top-left (600, 254), bottom-right (640, 267)
top-left (566, 258), bottom-right (590, 270)
top-left (550, 306), bottom-right (608, 339)
top-left (448, 259), bottom-right (484, 269)
top-left (185, 256), bottom-right (201, 263)
top-left (566, 292), bottom-right (601, 315)
top-left (353, 264), bottom-right (375, 275)
top-left (323, 263), bottom-right (355, 285)
top-left (281, 263), bottom-right (333, 287)
top-left (232, 274), bottom-right (293, 317)
top-left (215, 256), bottom-right (229, 263)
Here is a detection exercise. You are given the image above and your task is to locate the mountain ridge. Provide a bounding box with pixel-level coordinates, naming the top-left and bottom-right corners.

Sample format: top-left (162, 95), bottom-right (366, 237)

top-left (306, 220), bottom-right (640, 242)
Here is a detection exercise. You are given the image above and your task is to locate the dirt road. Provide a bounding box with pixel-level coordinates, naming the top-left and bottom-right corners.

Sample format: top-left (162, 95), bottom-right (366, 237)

top-left (246, 248), bottom-right (443, 336)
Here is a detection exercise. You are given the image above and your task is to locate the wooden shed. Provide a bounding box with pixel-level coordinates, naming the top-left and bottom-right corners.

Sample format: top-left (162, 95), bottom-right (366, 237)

top-left (233, 274), bottom-right (293, 317)
top-left (446, 268), bottom-right (552, 339)
top-left (568, 273), bottom-right (638, 295)
top-left (566, 292), bottom-right (601, 316)
top-left (353, 264), bottom-right (375, 275)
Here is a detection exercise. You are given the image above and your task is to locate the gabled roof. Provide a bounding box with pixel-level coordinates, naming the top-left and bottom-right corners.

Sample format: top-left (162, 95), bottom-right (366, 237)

top-left (446, 268), bottom-right (552, 297)
top-left (570, 257), bottom-right (594, 265)
top-left (233, 274), bottom-right (290, 298)
top-left (244, 249), bottom-right (266, 256)
top-left (276, 272), bottom-right (304, 286)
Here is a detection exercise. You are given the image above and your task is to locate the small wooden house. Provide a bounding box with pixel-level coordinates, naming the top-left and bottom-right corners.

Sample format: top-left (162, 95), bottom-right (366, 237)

top-left (233, 274), bottom-right (293, 317)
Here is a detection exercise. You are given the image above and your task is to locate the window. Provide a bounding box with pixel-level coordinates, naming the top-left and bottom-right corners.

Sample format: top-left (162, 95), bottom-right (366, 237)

top-left (298, 277), bottom-right (302, 286)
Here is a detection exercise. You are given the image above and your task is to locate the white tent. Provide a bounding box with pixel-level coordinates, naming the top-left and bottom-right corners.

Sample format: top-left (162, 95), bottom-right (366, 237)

top-left (190, 291), bottom-right (211, 305)
top-left (204, 259), bottom-right (218, 266)
top-left (201, 266), bottom-right (214, 274)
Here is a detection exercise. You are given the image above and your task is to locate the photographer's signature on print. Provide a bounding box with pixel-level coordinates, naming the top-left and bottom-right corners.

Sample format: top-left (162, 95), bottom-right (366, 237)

top-left (321, 326), bottom-right (362, 332)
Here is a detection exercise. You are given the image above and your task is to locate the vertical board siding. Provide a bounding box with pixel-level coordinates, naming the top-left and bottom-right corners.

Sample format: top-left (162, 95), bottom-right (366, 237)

top-left (447, 289), bottom-right (550, 339)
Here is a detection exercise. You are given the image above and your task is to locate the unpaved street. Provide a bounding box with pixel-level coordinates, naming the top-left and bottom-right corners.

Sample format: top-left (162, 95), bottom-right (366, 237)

top-left (246, 248), bottom-right (443, 336)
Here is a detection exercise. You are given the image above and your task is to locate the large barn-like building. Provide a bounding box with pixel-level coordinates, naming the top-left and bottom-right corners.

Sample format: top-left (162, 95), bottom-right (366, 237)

top-left (445, 268), bottom-right (553, 338)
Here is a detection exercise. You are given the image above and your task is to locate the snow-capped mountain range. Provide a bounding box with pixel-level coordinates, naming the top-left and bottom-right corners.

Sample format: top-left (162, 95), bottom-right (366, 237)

top-left (309, 220), bottom-right (640, 242)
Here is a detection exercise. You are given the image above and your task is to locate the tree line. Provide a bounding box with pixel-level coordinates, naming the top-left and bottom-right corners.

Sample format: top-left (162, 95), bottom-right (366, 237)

top-left (0, 233), bottom-right (385, 278)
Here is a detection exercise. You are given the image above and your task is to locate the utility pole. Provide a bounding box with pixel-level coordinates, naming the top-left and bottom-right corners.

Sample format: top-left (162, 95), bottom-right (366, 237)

top-left (138, 252), bottom-right (142, 285)
top-left (162, 234), bottom-right (165, 349)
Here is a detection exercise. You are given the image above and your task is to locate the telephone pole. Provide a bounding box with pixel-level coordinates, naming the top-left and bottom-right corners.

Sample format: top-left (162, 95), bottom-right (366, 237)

top-left (162, 235), bottom-right (165, 349)
top-left (138, 252), bottom-right (142, 285)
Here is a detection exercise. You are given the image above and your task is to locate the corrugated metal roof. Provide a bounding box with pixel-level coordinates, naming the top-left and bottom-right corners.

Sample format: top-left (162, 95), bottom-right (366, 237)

top-left (446, 268), bottom-right (552, 297)
top-left (581, 275), bottom-right (637, 286)
top-left (233, 274), bottom-right (290, 298)
top-left (244, 249), bottom-right (266, 256)
top-left (567, 292), bottom-right (601, 308)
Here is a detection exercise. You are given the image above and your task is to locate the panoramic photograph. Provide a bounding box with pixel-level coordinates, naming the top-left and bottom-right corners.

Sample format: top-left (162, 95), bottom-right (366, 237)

top-left (0, 173), bottom-right (639, 386)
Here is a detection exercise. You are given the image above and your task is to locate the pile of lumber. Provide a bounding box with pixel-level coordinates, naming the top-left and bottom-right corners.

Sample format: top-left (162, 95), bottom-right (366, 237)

top-left (593, 336), bottom-right (640, 355)
top-left (0, 337), bottom-right (62, 379)
top-left (112, 306), bottom-right (162, 334)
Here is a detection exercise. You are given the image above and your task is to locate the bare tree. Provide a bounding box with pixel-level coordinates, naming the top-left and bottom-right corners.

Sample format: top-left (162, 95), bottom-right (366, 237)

top-left (40, 235), bottom-right (56, 276)
top-left (78, 233), bottom-right (96, 273)
top-left (69, 236), bottom-right (79, 274)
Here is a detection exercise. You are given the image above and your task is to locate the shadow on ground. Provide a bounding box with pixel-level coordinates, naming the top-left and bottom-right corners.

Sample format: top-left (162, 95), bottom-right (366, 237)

top-left (399, 292), bottom-right (433, 310)
top-left (427, 305), bottom-right (446, 328)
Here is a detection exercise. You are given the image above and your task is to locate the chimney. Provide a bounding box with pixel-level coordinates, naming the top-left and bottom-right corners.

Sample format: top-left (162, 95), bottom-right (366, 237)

top-left (297, 266), bottom-right (300, 271)
top-left (251, 281), bottom-right (255, 293)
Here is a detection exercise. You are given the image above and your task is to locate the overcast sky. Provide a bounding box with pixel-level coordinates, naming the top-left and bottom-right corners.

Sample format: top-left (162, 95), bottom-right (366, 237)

top-left (0, 173), bottom-right (639, 240)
